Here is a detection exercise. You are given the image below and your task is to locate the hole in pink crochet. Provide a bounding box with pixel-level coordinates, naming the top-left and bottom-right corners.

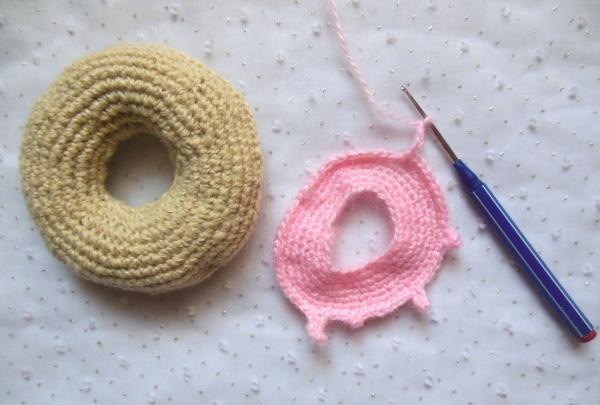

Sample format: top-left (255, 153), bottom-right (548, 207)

top-left (331, 192), bottom-right (393, 272)
top-left (273, 121), bottom-right (461, 344)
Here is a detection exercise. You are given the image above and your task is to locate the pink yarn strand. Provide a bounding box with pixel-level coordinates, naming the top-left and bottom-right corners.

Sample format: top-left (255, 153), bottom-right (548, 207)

top-left (329, 0), bottom-right (420, 127)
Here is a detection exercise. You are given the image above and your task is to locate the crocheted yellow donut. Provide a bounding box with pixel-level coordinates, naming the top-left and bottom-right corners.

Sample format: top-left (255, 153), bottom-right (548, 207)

top-left (20, 44), bottom-right (262, 294)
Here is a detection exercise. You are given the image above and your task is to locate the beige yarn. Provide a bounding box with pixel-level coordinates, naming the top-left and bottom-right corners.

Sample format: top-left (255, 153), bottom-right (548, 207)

top-left (20, 44), bottom-right (262, 294)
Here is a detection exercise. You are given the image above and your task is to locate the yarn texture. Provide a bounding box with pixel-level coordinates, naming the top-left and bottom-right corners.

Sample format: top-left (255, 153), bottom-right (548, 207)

top-left (273, 0), bottom-right (460, 344)
top-left (273, 121), bottom-right (460, 344)
top-left (20, 44), bottom-right (262, 294)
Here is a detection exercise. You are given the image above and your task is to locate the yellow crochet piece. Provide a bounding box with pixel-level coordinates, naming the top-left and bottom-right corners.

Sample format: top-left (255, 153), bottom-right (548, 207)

top-left (20, 44), bottom-right (262, 294)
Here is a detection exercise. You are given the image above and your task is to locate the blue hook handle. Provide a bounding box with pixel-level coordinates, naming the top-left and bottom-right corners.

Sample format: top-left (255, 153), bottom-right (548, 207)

top-left (453, 159), bottom-right (596, 342)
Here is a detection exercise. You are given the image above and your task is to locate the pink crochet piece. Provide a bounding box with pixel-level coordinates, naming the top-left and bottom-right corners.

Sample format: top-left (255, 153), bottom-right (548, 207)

top-left (273, 121), bottom-right (460, 344)
top-left (273, 0), bottom-right (460, 344)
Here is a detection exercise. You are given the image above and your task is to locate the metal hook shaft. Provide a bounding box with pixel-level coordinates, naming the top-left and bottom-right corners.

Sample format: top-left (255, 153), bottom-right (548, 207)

top-left (401, 86), bottom-right (459, 162)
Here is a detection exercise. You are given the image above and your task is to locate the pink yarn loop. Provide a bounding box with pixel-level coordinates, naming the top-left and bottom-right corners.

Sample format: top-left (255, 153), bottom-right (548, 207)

top-left (273, 0), bottom-right (460, 344)
top-left (274, 148), bottom-right (460, 344)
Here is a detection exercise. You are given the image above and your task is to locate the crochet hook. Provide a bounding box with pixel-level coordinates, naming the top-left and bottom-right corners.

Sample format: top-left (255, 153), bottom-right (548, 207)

top-left (401, 86), bottom-right (596, 343)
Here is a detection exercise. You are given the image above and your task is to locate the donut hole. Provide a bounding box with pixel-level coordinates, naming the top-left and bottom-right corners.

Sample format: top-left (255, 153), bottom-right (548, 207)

top-left (105, 133), bottom-right (175, 207)
top-left (331, 193), bottom-right (393, 272)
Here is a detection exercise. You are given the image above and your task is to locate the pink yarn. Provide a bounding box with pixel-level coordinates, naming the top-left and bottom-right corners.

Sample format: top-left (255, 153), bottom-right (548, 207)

top-left (274, 120), bottom-right (460, 344)
top-left (273, 0), bottom-right (460, 344)
top-left (328, 0), bottom-right (420, 127)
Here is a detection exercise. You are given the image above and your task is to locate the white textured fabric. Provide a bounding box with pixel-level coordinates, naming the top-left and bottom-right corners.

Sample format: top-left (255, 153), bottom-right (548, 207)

top-left (0, 1), bottom-right (598, 404)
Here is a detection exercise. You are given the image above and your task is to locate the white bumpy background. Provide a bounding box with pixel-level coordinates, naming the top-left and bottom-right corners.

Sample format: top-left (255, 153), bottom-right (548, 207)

top-left (1, 1), bottom-right (599, 404)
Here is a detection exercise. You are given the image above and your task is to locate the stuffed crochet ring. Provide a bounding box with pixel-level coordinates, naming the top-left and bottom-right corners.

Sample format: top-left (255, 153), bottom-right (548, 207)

top-left (20, 44), bottom-right (262, 294)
